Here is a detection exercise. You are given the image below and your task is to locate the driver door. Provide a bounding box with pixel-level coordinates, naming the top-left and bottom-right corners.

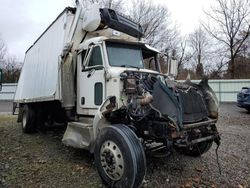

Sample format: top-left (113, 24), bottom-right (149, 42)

top-left (79, 45), bottom-right (105, 109)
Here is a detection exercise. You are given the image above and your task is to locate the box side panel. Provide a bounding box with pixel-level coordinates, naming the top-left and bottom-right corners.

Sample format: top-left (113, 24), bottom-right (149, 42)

top-left (14, 12), bottom-right (69, 103)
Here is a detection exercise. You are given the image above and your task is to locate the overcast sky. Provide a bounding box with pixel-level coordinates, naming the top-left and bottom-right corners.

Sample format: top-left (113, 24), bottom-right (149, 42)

top-left (0, 0), bottom-right (212, 61)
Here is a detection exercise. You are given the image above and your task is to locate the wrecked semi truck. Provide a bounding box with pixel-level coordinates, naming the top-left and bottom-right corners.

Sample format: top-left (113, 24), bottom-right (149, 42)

top-left (14, 2), bottom-right (220, 188)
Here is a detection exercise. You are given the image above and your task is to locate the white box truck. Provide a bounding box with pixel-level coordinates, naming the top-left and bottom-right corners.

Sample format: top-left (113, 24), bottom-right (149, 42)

top-left (11, 2), bottom-right (220, 187)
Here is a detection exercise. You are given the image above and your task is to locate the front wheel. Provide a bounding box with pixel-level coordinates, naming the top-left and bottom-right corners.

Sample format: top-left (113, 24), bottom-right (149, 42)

top-left (94, 124), bottom-right (146, 188)
top-left (247, 108), bottom-right (250, 113)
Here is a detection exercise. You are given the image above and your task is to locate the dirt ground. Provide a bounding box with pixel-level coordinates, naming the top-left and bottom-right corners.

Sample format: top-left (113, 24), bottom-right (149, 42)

top-left (0, 103), bottom-right (249, 188)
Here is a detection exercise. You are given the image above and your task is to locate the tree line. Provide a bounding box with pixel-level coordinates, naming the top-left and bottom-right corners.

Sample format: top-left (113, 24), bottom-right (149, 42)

top-left (88, 0), bottom-right (250, 79)
top-left (1, 0), bottom-right (249, 83)
top-left (0, 39), bottom-right (21, 83)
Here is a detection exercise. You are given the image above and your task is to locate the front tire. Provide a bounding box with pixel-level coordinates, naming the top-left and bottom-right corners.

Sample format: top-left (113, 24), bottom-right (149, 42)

top-left (22, 104), bottom-right (37, 133)
top-left (247, 108), bottom-right (250, 113)
top-left (94, 124), bottom-right (146, 188)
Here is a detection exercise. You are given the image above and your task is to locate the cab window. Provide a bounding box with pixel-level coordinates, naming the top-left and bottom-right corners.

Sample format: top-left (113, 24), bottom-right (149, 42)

top-left (87, 47), bottom-right (103, 67)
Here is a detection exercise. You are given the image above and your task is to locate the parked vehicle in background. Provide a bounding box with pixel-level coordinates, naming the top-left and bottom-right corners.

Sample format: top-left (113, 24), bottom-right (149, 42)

top-left (237, 87), bottom-right (250, 112)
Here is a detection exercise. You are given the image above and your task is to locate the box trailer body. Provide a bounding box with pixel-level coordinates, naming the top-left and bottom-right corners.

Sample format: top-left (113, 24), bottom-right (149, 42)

top-left (14, 3), bottom-right (220, 188)
top-left (15, 8), bottom-right (75, 103)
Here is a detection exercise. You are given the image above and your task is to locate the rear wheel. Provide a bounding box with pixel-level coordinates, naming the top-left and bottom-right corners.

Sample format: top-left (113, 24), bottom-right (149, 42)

top-left (94, 124), bottom-right (146, 188)
top-left (22, 104), bottom-right (37, 133)
top-left (175, 141), bottom-right (213, 157)
top-left (36, 108), bottom-right (47, 132)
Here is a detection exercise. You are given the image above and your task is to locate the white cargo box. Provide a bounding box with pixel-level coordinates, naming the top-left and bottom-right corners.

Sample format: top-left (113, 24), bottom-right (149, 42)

top-left (14, 8), bottom-right (75, 103)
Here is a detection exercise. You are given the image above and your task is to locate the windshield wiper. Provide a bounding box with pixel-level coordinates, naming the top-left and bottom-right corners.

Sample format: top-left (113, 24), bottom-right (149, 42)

top-left (120, 65), bottom-right (141, 70)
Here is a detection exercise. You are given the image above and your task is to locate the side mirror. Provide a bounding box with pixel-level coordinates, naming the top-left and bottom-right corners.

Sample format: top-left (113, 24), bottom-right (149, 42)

top-left (81, 65), bottom-right (86, 72)
top-left (149, 58), bottom-right (154, 70)
top-left (169, 58), bottom-right (178, 77)
top-left (0, 69), bottom-right (2, 91)
top-left (166, 55), bottom-right (178, 78)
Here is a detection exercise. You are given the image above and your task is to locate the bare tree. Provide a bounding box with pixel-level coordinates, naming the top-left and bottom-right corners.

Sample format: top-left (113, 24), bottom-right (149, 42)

top-left (240, 31), bottom-right (250, 58)
top-left (0, 37), bottom-right (21, 83)
top-left (188, 27), bottom-right (212, 78)
top-left (203, 0), bottom-right (250, 78)
top-left (128, 0), bottom-right (186, 76)
top-left (129, 0), bottom-right (179, 50)
top-left (189, 28), bottom-right (209, 66)
top-left (78, 0), bottom-right (125, 9)
top-left (205, 57), bottom-right (227, 78)
top-left (3, 56), bottom-right (21, 83)
top-left (176, 39), bottom-right (192, 72)
top-left (0, 38), bottom-right (7, 68)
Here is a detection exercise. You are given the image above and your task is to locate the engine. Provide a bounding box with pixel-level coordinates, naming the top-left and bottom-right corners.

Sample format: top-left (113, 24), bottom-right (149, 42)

top-left (103, 70), bottom-right (219, 154)
top-left (103, 71), bottom-right (173, 141)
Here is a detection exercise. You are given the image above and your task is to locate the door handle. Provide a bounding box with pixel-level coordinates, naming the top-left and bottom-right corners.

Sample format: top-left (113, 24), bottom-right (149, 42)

top-left (87, 69), bottom-right (95, 78)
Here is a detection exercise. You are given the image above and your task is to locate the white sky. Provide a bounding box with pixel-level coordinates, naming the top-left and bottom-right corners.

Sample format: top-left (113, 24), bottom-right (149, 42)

top-left (0, 0), bottom-right (212, 61)
top-left (158, 0), bottom-right (211, 34)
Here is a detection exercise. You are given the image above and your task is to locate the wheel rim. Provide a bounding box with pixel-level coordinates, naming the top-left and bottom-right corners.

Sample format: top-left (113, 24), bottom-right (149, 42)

top-left (100, 141), bottom-right (124, 181)
top-left (22, 111), bottom-right (27, 129)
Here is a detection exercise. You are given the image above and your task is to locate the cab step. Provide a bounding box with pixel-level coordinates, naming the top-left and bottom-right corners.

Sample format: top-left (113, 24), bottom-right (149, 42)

top-left (62, 121), bottom-right (93, 150)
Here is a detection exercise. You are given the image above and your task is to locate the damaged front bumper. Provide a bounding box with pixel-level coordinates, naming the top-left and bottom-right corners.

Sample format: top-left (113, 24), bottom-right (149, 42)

top-left (174, 119), bottom-right (221, 148)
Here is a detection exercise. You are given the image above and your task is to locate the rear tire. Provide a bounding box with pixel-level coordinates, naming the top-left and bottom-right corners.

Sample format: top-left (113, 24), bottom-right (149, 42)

top-left (175, 141), bottom-right (213, 157)
top-left (36, 108), bottom-right (46, 132)
top-left (22, 104), bottom-right (37, 133)
top-left (94, 124), bottom-right (146, 188)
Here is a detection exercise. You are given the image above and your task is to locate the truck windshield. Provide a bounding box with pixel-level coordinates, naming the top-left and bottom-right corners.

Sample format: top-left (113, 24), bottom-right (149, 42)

top-left (106, 42), bottom-right (144, 68)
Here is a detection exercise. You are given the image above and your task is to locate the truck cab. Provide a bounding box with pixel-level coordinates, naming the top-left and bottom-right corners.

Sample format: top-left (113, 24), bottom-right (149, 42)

top-left (76, 37), bottom-right (161, 115)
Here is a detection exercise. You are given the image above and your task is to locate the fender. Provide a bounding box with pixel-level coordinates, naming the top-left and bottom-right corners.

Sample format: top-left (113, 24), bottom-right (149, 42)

top-left (92, 96), bottom-right (117, 152)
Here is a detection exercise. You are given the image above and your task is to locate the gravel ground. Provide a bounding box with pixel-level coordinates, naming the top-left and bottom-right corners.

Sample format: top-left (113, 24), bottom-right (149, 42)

top-left (0, 103), bottom-right (249, 188)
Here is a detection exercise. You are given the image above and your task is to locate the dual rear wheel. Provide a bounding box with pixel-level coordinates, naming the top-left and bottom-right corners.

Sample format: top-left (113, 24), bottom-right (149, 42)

top-left (22, 104), bottom-right (37, 133)
top-left (21, 103), bottom-right (65, 133)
